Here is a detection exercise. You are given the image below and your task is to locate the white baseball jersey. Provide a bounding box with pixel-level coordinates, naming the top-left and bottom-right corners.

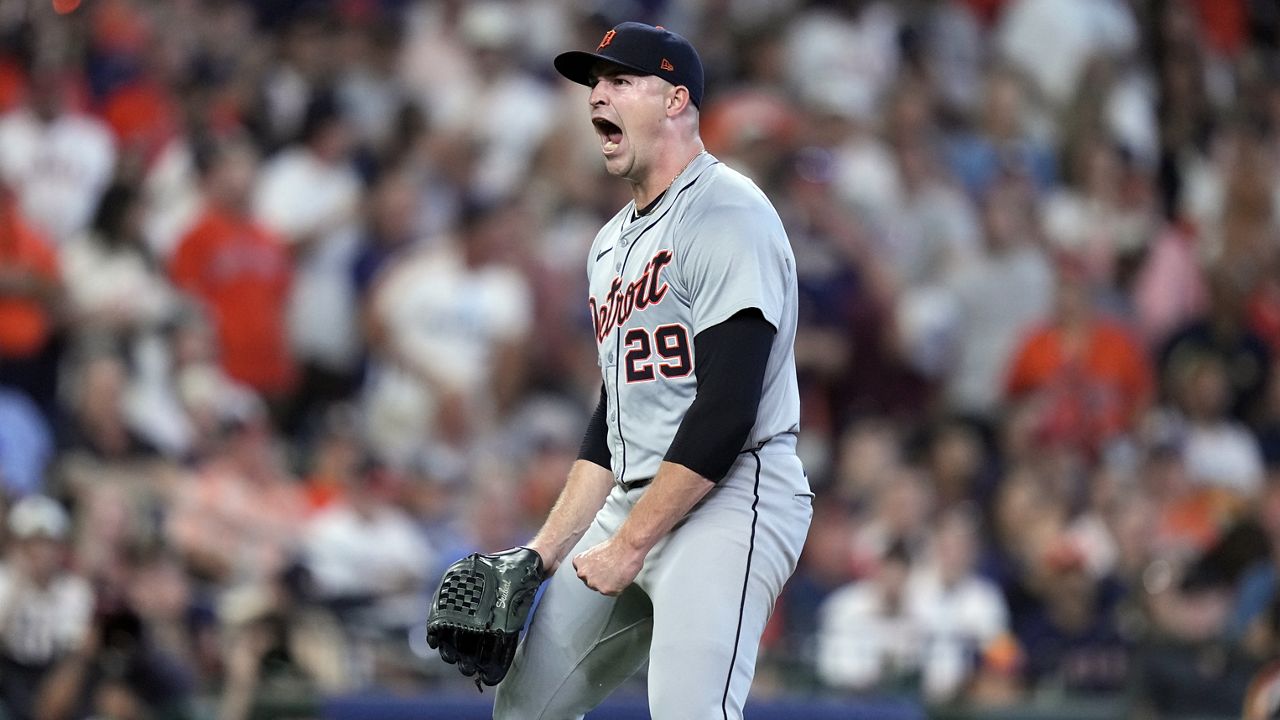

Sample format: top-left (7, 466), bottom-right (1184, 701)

top-left (586, 151), bottom-right (800, 485)
top-left (496, 151), bottom-right (812, 720)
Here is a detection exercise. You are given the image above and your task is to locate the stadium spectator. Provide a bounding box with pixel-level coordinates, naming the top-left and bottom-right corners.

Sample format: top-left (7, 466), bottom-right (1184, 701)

top-left (95, 14), bottom-right (185, 173)
top-left (165, 398), bottom-right (305, 591)
top-left (302, 458), bottom-right (434, 634)
top-left (254, 92), bottom-right (365, 435)
top-left (922, 419), bottom-right (992, 514)
top-left (362, 196), bottom-right (532, 464)
top-left (350, 165), bottom-right (422, 303)
top-left (251, 10), bottom-right (338, 154)
top-left (1165, 352), bottom-right (1266, 496)
top-left (60, 181), bottom-right (176, 350)
top-left (995, 0), bottom-right (1139, 109)
top-left (942, 175), bottom-right (1053, 418)
top-left (943, 68), bottom-right (1058, 200)
top-left (784, 1), bottom-right (901, 151)
top-left (1129, 220), bottom-right (1209, 347)
top-left (169, 135), bottom-right (295, 403)
top-left (0, 495), bottom-right (94, 720)
top-left (58, 349), bottom-right (158, 463)
top-left (216, 567), bottom-right (350, 720)
top-left (818, 540), bottom-right (919, 693)
top-left (0, 187), bottom-right (63, 423)
top-left (0, 63), bottom-right (116, 246)
top-left (428, 1), bottom-right (556, 201)
top-left (1161, 269), bottom-right (1274, 426)
top-left (35, 546), bottom-right (198, 720)
top-left (887, 132), bottom-right (982, 380)
top-left (1012, 534), bottom-right (1131, 694)
top-left (1004, 254), bottom-right (1155, 457)
top-left (884, 123), bottom-right (982, 299)
top-left (909, 507), bottom-right (1011, 703)
top-left (1041, 137), bottom-right (1156, 292)
top-left (852, 465), bottom-right (933, 569)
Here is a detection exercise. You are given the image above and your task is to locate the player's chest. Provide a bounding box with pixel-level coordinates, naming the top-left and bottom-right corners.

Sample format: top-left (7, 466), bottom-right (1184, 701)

top-left (586, 226), bottom-right (686, 347)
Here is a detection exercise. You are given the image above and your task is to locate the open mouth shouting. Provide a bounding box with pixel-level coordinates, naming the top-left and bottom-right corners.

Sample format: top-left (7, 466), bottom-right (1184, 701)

top-left (592, 117), bottom-right (624, 156)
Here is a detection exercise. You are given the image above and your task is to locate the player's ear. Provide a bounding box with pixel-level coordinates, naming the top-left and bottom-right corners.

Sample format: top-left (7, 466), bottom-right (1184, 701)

top-left (666, 85), bottom-right (691, 117)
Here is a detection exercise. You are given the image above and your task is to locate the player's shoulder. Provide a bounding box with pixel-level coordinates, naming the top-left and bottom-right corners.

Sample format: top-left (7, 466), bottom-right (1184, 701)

top-left (674, 159), bottom-right (787, 252)
top-left (689, 159), bottom-right (774, 208)
top-left (680, 159), bottom-right (783, 229)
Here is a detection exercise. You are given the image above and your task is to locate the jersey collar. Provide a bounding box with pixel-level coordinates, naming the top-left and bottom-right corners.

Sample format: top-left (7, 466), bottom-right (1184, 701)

top-left (620, 151), bottom-right (718, 239)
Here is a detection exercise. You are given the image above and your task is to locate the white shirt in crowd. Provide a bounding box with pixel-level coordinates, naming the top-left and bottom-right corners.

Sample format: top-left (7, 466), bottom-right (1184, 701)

top-left (1184, 421), bottom-right (1266, 496)
top-left (944, 245), bottom-right (1054, 415)
top-left (0, 108), bottom-right (116, 245)
top-left (0, 564), bottom-right (94, 666)
top-left (997, 0), bottom-right (1139, 108)
top-left (818, 580), bottom-right (920, 692)
top-left (819, 567), bottom-right (1009, 702)
top-left (364, 244), bottom-right (532, 461)
top-left (61, 232), bottom-right (176, 329)
top-left (254, 147), bottom-right (364, 372)
top-left (304, 503), bottom-right (434, 603)
top-left (785, 2), bottom-right (901, 124)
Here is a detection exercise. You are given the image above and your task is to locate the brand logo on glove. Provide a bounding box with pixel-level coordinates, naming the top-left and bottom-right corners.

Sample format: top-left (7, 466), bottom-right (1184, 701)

top-left (496, 579), bottom-right (512, 609)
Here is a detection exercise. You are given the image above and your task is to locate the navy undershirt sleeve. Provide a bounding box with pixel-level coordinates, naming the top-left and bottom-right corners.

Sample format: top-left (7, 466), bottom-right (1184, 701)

top-left (577, 384), bottom-right (611, 470)
top-left (664, 308), bottom-right (775, 482)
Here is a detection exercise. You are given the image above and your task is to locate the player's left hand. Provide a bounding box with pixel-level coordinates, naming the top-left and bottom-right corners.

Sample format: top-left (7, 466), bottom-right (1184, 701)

top-left (573, 536), bottom-right (644, 596)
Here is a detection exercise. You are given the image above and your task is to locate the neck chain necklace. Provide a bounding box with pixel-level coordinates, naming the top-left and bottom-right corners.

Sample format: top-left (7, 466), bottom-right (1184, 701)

top-left (638, 150), bottom-right (703, 216)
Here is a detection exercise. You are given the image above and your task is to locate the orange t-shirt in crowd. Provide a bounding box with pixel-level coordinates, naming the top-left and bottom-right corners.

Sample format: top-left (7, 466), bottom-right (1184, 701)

top-left (170, 206), bottom-right (295, 395)
top-left (101, 80), bottom-right (180, 169)
top-left (0, 202), bottom-right (58, 358)
top-left (0, 59), bottom-right (25, 114)
top-left (1006, 319), bottom-right (1154, 449)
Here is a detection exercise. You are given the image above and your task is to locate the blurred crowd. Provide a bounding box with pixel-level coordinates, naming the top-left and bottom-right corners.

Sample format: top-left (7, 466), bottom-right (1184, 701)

top-left (1, 0), bottom-right (1279, 718)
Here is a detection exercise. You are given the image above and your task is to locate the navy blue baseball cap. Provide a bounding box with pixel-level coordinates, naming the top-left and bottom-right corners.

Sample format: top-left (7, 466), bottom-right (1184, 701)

top-left (554, 22), bottom-right (704, 108)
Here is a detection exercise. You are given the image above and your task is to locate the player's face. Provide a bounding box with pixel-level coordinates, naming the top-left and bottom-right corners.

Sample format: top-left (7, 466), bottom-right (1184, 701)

top-left (587, 65), bottom-right (671, 181)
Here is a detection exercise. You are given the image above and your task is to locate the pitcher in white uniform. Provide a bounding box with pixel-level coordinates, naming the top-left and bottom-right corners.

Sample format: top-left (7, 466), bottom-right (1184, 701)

top-left (494, 22), bottom-right (813, 720)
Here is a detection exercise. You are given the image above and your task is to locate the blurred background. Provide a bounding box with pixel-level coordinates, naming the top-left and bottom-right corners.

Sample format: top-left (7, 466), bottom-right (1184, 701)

top-left (0, 0), bottom-right (1278, 718)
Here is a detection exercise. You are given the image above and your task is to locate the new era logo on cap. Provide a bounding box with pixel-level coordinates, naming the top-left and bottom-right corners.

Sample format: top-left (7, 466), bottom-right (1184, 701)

top-left (554, 22), bottom-right (705, 108)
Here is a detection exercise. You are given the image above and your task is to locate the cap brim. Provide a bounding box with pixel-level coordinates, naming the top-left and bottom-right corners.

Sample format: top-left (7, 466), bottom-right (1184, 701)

top-left (553, 51), bottom-right (652, 87)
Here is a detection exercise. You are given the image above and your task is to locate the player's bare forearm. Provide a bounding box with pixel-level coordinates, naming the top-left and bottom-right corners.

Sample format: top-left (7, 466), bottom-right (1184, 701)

top-left (616, 461), bottom-right (713, 553)
top-left (527, 459), bottom-right (614, 574)
top-left (574, 461), bottom-right (713, 596)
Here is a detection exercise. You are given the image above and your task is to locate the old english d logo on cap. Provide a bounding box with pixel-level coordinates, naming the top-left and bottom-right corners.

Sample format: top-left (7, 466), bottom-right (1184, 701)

top-left (554, 22), bottom-right (706, 108)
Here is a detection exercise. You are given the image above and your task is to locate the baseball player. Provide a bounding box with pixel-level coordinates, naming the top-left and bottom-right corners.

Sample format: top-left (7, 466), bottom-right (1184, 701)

top-left (488, 22), bottom-right (813, 719)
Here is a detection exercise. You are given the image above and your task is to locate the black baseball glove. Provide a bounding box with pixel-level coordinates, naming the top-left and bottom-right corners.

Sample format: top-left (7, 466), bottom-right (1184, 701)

top-left (425, 546), bottom-right (546, 689)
